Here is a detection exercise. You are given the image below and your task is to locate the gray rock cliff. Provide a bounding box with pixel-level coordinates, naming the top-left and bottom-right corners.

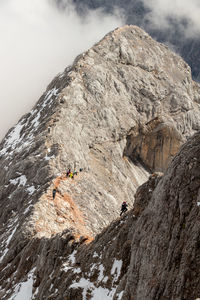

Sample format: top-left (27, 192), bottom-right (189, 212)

top-left (0, 25), bottom-right (200, 299)
top-left (59, 130), bottom-right (200, 299)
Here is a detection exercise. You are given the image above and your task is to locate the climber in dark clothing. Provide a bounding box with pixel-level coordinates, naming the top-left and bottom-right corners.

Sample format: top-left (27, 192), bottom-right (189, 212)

top-left (53, 188), bottom-right (57, 200)
top-left (66, 169), bottom-right (71, 177)
top-left (120, 201), bottom-right (128, 216)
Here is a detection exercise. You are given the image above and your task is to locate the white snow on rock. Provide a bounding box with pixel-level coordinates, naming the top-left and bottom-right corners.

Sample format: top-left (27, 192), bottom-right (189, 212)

top-left (0, 122), bottom-right (24, 155)
top-left (0, 87), bottom-right (59, 157)
top-left (0, 217), bottom-right (18, 262)
top-left (93, 251), bottom-right (99, 258)
top-left (70, 278), bottom-right (115, 300)
top-left (103, 276), bottom-right (108, 283)
top-left (44, 154), bottom-right (55, 161)
top-left (62, 263), bottom-right (72, 273)
top-left (42, 88), bottom-right (58, 109)
top-left (10, 175), bottom-right (27, 186)
top-left (97, 264), bottom-right (105, 281)
top-left (26, 186), bottom-right (36, 195)
top-left (31, 112), bottom-right (41, 128)
top-left (9, 268), bottom-right (35, 300)
top-left (69, 258), bottom-right (123, 300)
top-left (111, 259), bottom-right (122, 282)
top-left (68, 250), bottom-right (77, 264)
top-left (118, 290), bottom-right (124, 299)
top-left (73, 268), bottom-right (81, 274)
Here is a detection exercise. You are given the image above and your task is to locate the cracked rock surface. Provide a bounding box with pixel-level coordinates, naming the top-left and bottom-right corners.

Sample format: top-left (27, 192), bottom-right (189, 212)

top-left (0, 25), bottom-right (200, 299)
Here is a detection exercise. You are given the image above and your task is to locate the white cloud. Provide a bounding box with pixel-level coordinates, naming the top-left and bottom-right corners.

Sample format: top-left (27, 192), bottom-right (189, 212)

top-left (0, 0), bottom-right (124, 141)
top-left (142, 0), bottom-right (200, 37)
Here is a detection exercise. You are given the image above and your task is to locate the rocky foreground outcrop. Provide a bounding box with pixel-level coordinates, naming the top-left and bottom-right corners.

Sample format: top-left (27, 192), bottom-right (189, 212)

top-left (60, 131), bottom-right (200, 300)
top-left (0, 25), bottom-right (200, 299)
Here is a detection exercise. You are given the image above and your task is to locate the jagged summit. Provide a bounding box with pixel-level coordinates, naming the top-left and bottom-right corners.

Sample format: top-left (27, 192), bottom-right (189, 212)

top-left (0, 25), bottom-right (200, 299)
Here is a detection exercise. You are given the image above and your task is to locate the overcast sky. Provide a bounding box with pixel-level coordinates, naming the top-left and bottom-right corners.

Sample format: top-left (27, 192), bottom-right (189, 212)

top-left (142, 0), bottom-right (200, 37)
top-left (0, 0), bottom-right (124, 141)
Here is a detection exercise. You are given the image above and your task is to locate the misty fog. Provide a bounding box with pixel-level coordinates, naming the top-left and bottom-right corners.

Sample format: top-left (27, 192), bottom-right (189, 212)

top-left (0, 0), bottom-right (124, 141)
top-left (142, 0), bottom-right (200, 37)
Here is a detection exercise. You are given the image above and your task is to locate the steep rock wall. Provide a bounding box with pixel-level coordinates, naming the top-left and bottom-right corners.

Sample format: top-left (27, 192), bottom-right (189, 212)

top-left (1, 25), bottom-right (200, 299)
top-left (54, 132), bottom-right (200, 299)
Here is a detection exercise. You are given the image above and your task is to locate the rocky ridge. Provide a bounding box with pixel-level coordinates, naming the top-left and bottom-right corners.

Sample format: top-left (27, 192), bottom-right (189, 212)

top-left (49, 131), bottom-right (200, 299)
top-left (0, 25), bottom-right (200, 299)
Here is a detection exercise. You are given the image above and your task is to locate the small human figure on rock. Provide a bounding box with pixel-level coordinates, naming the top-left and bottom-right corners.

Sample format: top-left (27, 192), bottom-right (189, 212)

top-left (69, 172), bottom-right (74, 179)
top-left (52, 188), bottom-right (57, 200)
top-left (120, 201), bottom-right (128, 216)
top-left (66, 168), bottom-right (71, 177)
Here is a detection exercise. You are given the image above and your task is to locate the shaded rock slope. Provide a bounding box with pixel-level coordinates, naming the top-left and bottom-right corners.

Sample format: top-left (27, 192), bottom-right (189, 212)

top-left (0, 25), bottom-right (200, 299)
top-left (51, 132), bottom-right (200, 300)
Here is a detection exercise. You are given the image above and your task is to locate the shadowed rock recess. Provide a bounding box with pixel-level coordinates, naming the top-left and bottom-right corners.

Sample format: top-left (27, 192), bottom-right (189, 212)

top-left (0, 25), bottom-right (200, 299)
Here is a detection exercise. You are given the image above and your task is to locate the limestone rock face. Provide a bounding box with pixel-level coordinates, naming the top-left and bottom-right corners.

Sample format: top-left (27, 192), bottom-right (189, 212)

top-left (124, 116), bottom-right (183, 172)
top-left (53, 132), bottom-right (200, 300)
top-left (0, 25), bottom-right (200, 299)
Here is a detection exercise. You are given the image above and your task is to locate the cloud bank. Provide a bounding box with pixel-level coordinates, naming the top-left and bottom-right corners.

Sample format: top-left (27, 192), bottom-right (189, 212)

top-left (0, 0), bottom-right (124, 141)
top-left (142, 0), bottom-right (200, 37)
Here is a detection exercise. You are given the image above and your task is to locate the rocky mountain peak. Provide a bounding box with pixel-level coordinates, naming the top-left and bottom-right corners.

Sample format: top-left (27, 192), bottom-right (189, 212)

top-left (0, 25), bottom-right (200, 299)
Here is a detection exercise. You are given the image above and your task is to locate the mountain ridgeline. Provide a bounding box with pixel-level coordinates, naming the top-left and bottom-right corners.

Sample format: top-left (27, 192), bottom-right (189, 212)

top-left (0, 25), bottom-right (200, 299)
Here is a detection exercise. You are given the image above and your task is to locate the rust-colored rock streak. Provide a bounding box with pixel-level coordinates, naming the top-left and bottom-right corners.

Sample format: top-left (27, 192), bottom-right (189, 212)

top-left (54, 175), bottom-right (93, 239)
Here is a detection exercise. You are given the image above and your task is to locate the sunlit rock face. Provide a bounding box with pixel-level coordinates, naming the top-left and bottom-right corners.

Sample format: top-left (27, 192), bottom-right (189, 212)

top-left (0, 25), bottom-right (200, 299)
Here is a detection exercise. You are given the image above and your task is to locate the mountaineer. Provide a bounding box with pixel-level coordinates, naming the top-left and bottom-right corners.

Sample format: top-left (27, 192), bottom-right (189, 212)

top-left (120, 201), bottom-right (128, 216)
top-left (69, 172), bottom-right (74, 179)
top-left (52, 188), bottom-right (57, 200)
top-left (66, 168), bottom-right (71, 177)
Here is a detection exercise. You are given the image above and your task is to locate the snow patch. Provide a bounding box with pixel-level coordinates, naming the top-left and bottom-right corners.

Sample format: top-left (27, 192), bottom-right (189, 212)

top-left (62, 263), bottom-right (72, 273)
top-left (74, 268), bottom-right (81, 274)
top-left (26, 186), bottom-right (36, 195)
top-left (41, 88), bottom-right (58, 109)
top-left (117, 291), bottom-right (124, 300)
top-left (0, 87), bottom-right (58, 157)
top-left (111, 259), bottom-right (122, 282)
top-left (93, 251), bottom-right (99, 258)
top-left (0, 217), bottom-right (18, 262)
top-left (0, 122), bottom-right (23, 155)
top-left (70, 278), bottom-right (114, 300)
top-left (9, 268), bottom-right (35, 300)
top-left (44, 154), bottom-right (55, 161)
top-left (10, 175), bottom-right (27, 186)
top-left (103, 276), bottom-right (108, 283)
top-left (68, 250), bottom-right (77, 264)
top-left (97, 264), bottom-right (105, 282)
top-left (23, 204), bottom-right (33, 215)
top-left (31, 112), bottom-right (41, 128)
